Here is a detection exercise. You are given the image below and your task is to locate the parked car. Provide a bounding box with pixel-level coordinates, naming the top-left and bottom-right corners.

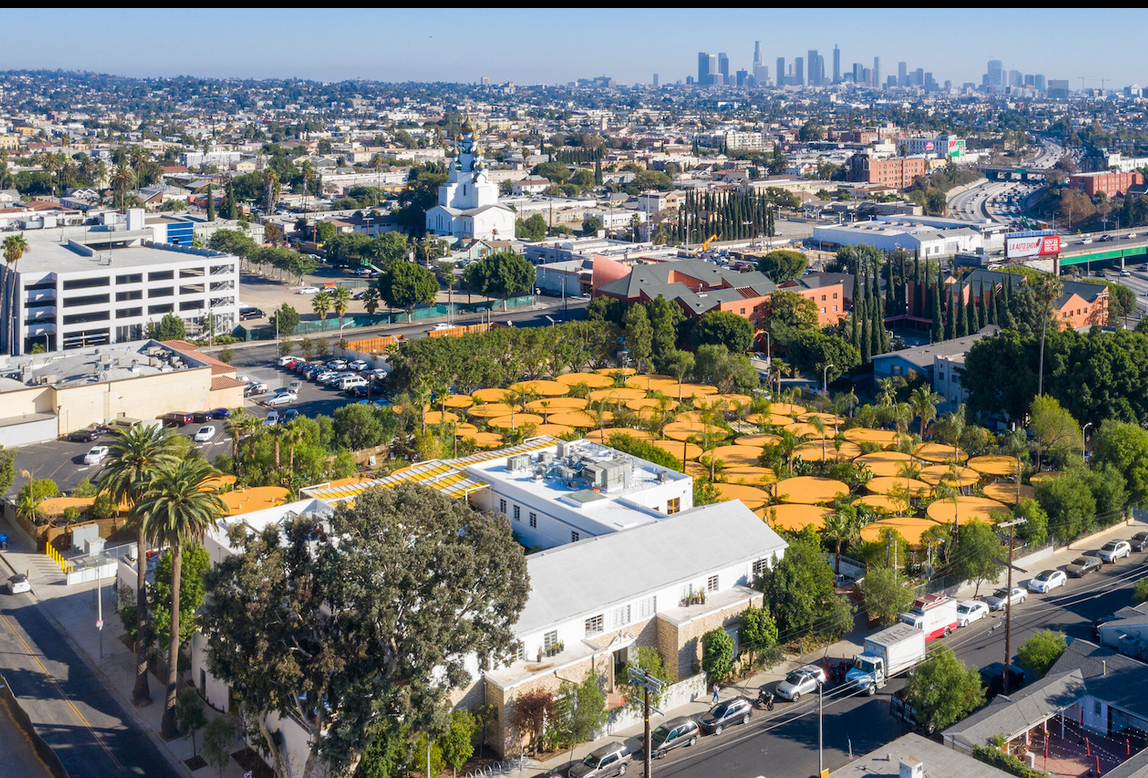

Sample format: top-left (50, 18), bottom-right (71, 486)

top-left (1130, 531), bottom-right (1148, 552)
top-left (1066, 555), bottom-right (1102, 577)
top-left (83, 445), bottom-right (110, 465)
top-left (67, 428), bottom-right (100, 443)
top-left (327, 359), bottom-right (347, 371)
top-left (340, 376), bottom-right (368, 391)
top-left (979, 662), bottom-right (1025, 701)
top-left (1099, 540), bottom-right (1132, 563)
top-left (262, 411), bottom-right (280, 426)
top-left (314, 371), bottom-right (337, 384)
top-left (297, 286), bottom-right (320, 294)
top-left (649, 716), bottom-right (700, 758)
top-left (6, 574), bottom-right (30, 595)
top-left (239, 307), bottom-right (266, 320)
top-left (282, 409), bottom-right (299, 423)
top-left (776, 664), bottom-right (828, 701)
top-left (193, 426), bottom-right (216, 443)
top-left (191, 411), bottom-right (212, 424)
top-left (568, 742), bottom-right (632, 778)
top-left (162, 411), bottom-right (194, 427)
top-left (956, 600), bottom-right (989, 627)
top-left (266, 391), bottom-right (297, 406)
top-left (1028, 569), bottom-right (1067, 593)
top-left (983, 587), bottom-right (1027, 612)
top-left (288, 380), bottom-right (303, 393)
top-left (278, 355), bottom-right (298, 367)
top-left (697, 697), bottom-right (752, 735)
top-left (348, 360), bottom-right (369, 371)
top-left (209, 408), bottom-right (231, 419)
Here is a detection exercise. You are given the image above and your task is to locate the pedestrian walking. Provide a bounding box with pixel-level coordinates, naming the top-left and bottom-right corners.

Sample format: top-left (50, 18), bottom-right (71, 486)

top-left (712, 683), bottom-right (720, 703)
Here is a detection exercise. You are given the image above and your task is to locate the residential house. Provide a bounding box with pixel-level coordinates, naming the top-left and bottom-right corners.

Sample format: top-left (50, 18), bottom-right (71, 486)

top-left (871, 326), bottom-right (999, 409)
top-left (511, 175), bottom-right (551, 195)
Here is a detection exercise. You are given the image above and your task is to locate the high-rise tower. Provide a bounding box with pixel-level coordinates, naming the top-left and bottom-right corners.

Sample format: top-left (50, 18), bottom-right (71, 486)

top-left (833, 45), bottom-right (841, 84)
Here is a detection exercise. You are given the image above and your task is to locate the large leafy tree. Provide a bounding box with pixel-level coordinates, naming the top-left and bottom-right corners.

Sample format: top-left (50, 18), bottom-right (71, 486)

top-left (756, 249), bottom-right (807, 283)
top-left (756, 289), bottom-right (819, 337)
top-left (1017, 630), bottom-right (1067, 677)
top-left (201, 484), bottom-right (529, 778)
top-left (952, 521), bottom-right (1003, 595)
top-left (379, 261), bottom-right (438, 318)
top-left (1093, 421), bottom-right (1148, 509)
top-left (463, 251), bottom-right (536, 304)
top-left (860, 567), bottom-right (913, 626)
top-left (758, 528), bottom-right (853, 640)
top-left (136, 458), bottom-right (225, 738)
top-left (1030, 395), bottom-right (1081, 469)
top-left (102, 425), bottom-right (181, 706)
top-left (693, 310), bottom-right (753, 353)
top-left (903, 647), bottom-right (984, 732)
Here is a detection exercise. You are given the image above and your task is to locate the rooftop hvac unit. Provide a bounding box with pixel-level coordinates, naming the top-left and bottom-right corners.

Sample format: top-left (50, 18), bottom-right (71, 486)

top-left (506, 453), bottom-right (532, 472)
top-left (537, 451), bottom-right (553, 466)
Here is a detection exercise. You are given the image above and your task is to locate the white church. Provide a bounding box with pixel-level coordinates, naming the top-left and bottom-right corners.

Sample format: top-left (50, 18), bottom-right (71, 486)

top-left (424, 116), bottom-right (516, 243)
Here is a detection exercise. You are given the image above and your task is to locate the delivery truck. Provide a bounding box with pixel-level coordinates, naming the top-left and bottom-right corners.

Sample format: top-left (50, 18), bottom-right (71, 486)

top-left (899, 593), bottom-right (959, 641)
top-left (846, 623), bottom-right (927, 696)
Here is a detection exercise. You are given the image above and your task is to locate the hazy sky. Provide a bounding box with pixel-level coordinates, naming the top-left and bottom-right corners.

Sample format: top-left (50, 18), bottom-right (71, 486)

top-left (3, 9), bottom-right (1144, 89)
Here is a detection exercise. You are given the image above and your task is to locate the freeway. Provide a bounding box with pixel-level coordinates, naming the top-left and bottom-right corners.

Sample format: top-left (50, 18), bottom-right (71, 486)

top-left (640, 549), bottom-right (1148, 778)
top-left (949, 138), bottom-right (1063, 227)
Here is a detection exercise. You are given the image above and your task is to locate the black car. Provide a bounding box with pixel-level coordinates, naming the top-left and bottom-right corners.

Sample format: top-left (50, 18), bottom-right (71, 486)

top-left (191, 411), bottom-right (212, 424)
top-left (239, 307), bottom-right (265, 320)
top-left (1066, 555), bottom-right (1102, 577)
top-left (1130, 532), bottom-right (1148, 552)
top-left (649, 716), bottom-right (700, 758)
top-left (67, 428), bottom-right (99, 443)
top-left (698, 697), bottom-right (752, 735)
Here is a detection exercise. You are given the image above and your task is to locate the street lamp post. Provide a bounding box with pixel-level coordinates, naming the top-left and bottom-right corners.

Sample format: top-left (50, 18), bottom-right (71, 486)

top-left (1083, 422), bottom-right (1093, 460)
top-left (817, 677), bottom-right (825, 778)
top-left (822, 363), bottom-right (834, 395)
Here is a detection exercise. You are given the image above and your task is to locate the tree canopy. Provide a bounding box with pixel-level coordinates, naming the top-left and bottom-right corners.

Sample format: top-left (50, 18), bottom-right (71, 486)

top-left (693, 310), bottom-right (753, 353)
top-left (201, 484), bottom-right (529, 778)
top-left (756, 249), bottom-right (808, 283)
top-left (379, 261), bottom-right (438, 314)
top-left (903, 647), bottom-right (984, 732)
top-left (463, 251), bottom-right (536, 300)
top-left (757, 528), bottom-right (854, 641)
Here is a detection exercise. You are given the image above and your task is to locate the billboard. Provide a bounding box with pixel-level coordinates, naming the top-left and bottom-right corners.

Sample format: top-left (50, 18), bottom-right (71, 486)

top-left (1005, 234), bottom-right (1061, 258)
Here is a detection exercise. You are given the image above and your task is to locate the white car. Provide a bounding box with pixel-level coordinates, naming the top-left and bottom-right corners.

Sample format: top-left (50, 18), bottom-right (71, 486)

top-left (266, 391), bottom-right (297, 406)
top-left (956, 600), bottom-right (989, 627)
top-left (262, 411), bottom-right (280, 427)
top-left (83, 445), bottom-right (109, 465)
top-left (1028, 569), bottom-right (1068, 593)
top-left (348, 360), bottom-right (369, 371)
top-left (1099, 540), bottom-right (1132, 563)
top-left (193, 425), bottom-right (216, 443)
top-left (297, 286), bottom-right (320, 294)
top-left (6, 574), bottom-right (30, 595)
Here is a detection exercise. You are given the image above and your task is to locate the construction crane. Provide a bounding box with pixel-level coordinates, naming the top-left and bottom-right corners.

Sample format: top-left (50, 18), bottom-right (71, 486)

top-left (701, 234), bottom-right (718, 252)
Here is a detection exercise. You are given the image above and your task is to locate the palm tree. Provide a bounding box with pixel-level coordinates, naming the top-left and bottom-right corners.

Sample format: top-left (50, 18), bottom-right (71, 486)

top-left (101, 425), bottom-right (181, 706)
top-left (230, 413), bottom-right (262, 476)
top-left (224, 409), bottom-right (254, 477)
top-left (129, 146), bottom-right (148, 193)
top-left (111, 163), bottom-right (134, 210)
top-left (934, 404), bottom-right (967, 466)
top-left (809, 415), bottom-right (828, 460)
top-left (282, 419), bottom-right (305, 483)
top-left (268, 424), bottom-right (289, 473)
top-left (39, 152), bottom-right (60, 196)
top-left (312, 290), bottom-right (332, 322)
top-left (1032, 275), bottom-right (1063, 397)
top-left (876, 378), bottom-right (898, 409)
top-left (331, 285), bottom-right (351, 324)
top-left (300, 159), bottom-right (314, 213)
top-left (135, 458), bottom-right (225, 739)
top-left (361, 286), bottom-right (381, 315)
top-left (909, 386), bottom-right (943, 440)
top-left (823, 506), bottom-right (863, 574)
top-left (999, 428), bottom-right (1029, 506)
top-left (4, 232), bottom-right (30, 353)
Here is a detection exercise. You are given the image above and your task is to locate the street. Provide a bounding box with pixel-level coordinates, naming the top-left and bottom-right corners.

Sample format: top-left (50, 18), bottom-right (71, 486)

top-left (633, 548), bottom-right (1148, 778)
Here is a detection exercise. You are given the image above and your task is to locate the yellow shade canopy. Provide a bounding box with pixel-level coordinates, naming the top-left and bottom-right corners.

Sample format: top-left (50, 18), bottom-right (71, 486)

top-left (768, 403), bottom-right (806, 417)
top-left (853, 451), bottom-right (915, 477)
top-left (719, 466), bottom-right (777, 485)
top-left (221, 486), bottom-right (291, 516)
top-left (699, 393), bottom-right (753, 409)
top-left (663, 420), bottom-right (727, 442)
top-left (856, 494), bottom-right (911, 515)
top-left (918, 465), bottom-right (979, 487)
top-left (867, 476), bottom-right (933, 497)
top-left (624, 374), bottom-right (677, 391)
top-left (467, 402), bottom-right (519, 418)
top-left (860, 517), bottom-right (945, 545)
top-left (585, 427), bottom-right (655, 443)
top-left (925, 495), bottom-right (1010, 524)
top-left (784, 422), bottom-right (829, 439)
top-left (843, 428), bottom-right (904, 447)
top-left (509, 379), bottom-right (570, 396)
top-left (488, 413), bottom-right (545, 429)
top-left (441, 394), bottom-right (474, 408)
top-left (469, 432), bottom-right (505, 448)
top-left (772, 476), bottom-right (849, 505)
top-left (702, 445), bottom-right (764, 468)
top-left (758, 503), bottom-right (832, 531)
top-left (531, 424), bottom-right (576, 438)
top-left (798, 411), bottom-right (844, 426)
top-left (914, 442), bottom-right (969, 464)
top-left (472, 387), bottom-right (512, 403)
top-left (794, 441), bottom-right (863, 462)
top-left (556, 372), bottom-right (614, 388)
top-left (525, 397), bottom-right (588, 413)
top-left (736, 432), bottom-right (781, 447)
top-left (1029, 471), bottom-right (1061, 483)
top-left (588, 387), bottom-right (648, 403)
top-left (982, 482), bottom-right (1037, 504)
top-left (454, 423), bottom-right (479, 437)
top-left (423, 410), bottom-right (459, 425)
top-left (650, 439), bottom-right (701, 461)
top-left (713, 483), bottom-right (771, 510)
top-left (595, 366), bottom-right (635, 376)
top-left (625, 397), bottom-right (678, 412)
top-left (676, 383), bottom-right (719, 399)
top-left (967, 455), bottom-right (1022, 476)
top-left (547, 410), bottom-right (614, 428)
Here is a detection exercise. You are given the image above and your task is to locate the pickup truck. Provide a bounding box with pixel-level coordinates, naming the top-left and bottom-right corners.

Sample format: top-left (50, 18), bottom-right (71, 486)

top-left (846, 623), bottom-right (927, 696)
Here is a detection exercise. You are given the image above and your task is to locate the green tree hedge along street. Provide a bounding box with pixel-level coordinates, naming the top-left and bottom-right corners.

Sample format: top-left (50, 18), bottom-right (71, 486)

top-left (201, 484), bottom-right (529, 778)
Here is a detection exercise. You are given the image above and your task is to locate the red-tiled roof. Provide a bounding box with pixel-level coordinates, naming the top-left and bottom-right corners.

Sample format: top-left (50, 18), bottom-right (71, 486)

top-left (211, 375), bottom-right (246, 390)
top-left (161, 340), bottom-right (236, 375)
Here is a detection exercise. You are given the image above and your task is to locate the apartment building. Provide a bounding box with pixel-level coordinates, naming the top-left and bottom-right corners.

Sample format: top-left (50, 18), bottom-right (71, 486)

top-left (848, 153), bottom-right (929, 189)
top-left (0, 211), bottom-right (240, 355)
top-left (1069, 171), bottom-right (1145, 198)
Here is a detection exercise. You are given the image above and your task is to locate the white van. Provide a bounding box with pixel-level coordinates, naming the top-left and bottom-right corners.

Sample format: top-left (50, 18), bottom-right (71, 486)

top-left (339, 376), bottom-right (368, 391)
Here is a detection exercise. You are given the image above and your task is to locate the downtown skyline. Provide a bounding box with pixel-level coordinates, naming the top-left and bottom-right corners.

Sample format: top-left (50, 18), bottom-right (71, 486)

top-left (1, 9), bottom-right (1146, 89)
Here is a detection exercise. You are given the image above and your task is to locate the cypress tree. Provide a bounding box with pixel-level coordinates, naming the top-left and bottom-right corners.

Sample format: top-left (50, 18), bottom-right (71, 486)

top-left (205, 183), bottom-right (215, 221)
top-left (976, 281), bottom-right (988, 330)
top-left (930, 276), bottom-right (943, 342)
top-left (988, 279), bottom-right (999, 325)
top-left (870, 293), bottom-right (884, 356)
top-left (944, 291), bottom-right (957, 340)
top-left (955, 284), bottom-right (968, 337)
top-left (966, 287), bottom-right (978, 334)
top-left (898, 251), bottom-right (907, 316)
top-left (851, 303), bottom-right (861, 353)
top-left (861, 306), bottom-right (872, 362)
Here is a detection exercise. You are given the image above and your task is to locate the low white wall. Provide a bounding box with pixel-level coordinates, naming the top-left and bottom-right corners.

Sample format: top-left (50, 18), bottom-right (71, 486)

top-left (604, 673), bottom-right (709, 735)
top-left (65, 560), bottom-right (117, 586)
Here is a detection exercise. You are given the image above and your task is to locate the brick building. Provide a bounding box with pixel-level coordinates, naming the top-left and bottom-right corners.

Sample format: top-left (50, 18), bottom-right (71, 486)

top-left (1068, 171), bottom-right (1145, 198)
top-left (847, 153), bottom-right (928, 189)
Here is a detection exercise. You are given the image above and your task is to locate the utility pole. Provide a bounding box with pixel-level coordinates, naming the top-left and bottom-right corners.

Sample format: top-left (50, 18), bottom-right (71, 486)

top-left (627, 666), bottom-right (665, 778)
top-left (997, 517), bottom-right (1028, 695)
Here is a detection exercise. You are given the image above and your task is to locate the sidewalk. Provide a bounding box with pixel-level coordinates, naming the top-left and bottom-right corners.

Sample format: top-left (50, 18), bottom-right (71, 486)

top-left (0, 515), bottom-right (249, 778)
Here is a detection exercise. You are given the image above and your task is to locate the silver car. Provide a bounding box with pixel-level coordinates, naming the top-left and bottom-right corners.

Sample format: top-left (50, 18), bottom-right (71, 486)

top-left (1099, 541), bottom-right (1131, 563)
top-left (776, 664), bottom-right (827, 701)
top-left (983, 586), bottom-right (1027, 612)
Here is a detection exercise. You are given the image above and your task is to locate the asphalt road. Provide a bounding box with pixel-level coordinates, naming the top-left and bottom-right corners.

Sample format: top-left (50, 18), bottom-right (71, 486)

top-left (0, 591), bottom-right (179, 778)
top-left (632, 549), bottom-right (1148, 778)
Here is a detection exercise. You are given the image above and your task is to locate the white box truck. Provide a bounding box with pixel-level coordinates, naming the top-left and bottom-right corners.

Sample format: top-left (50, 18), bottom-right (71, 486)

top-left (846, 623), bottom-right (927, 696)
top-left (899, 593), bottom-right (958, 641)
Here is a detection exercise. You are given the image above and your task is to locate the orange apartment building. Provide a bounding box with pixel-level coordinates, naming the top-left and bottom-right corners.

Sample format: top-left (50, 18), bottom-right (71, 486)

top-left (847, 153), bottom-right (929, 190)
top-left (1068, 171), bottom-right (1145, 198)
top-left (591, 256), bottom-right (847, 328)
top-left (958, 269), bottom-right (1110, 329)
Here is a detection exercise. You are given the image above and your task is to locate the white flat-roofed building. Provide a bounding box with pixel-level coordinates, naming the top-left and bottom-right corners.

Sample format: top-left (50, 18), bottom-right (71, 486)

top-left (0, 210), bottom-right (240, 355)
